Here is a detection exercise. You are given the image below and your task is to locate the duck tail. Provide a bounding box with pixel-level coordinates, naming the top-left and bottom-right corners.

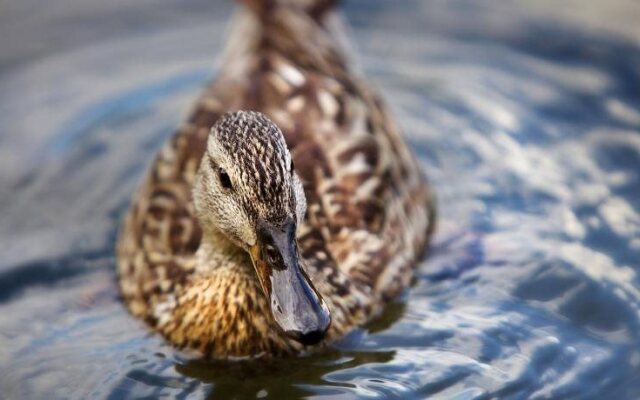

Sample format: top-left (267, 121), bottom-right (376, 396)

top-left (237, 0), bottom-right (340, 21)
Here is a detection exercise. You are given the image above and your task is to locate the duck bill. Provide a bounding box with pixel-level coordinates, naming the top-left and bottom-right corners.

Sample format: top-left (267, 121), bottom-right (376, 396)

top-left (249, 219), bottom-right (331, 346)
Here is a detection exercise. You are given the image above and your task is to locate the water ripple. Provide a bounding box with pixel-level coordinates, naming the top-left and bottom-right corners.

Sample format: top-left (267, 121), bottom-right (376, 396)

top-left (1, 0), bottom-right (639, 398)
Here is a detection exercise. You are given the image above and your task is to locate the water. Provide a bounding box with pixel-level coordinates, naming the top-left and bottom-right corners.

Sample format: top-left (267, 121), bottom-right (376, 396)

top-left (1, 0), bottom-right (640, 398)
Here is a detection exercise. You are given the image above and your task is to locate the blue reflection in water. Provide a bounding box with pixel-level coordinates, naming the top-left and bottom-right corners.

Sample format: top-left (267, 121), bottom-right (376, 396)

top-left (46, 69), bottom-right (211, 157)
top-left (0, 0), bottom-right (639, 398)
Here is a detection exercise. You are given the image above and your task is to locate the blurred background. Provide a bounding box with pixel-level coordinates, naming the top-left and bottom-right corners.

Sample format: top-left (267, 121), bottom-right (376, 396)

top-left (1, 0), bottom-right (639, 398)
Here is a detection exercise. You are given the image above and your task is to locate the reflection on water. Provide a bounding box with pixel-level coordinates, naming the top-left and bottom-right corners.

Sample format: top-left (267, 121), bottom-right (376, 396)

top-left (1, 0), bottom-right (640, 398)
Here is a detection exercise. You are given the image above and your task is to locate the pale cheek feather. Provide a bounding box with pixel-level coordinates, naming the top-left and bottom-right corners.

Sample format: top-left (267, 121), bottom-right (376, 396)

top-left (293, 174), bottom-right (307, 226)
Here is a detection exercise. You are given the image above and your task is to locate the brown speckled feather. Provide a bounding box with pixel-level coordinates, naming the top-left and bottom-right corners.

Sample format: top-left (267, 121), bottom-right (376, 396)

top-left (117, 0), bottom-right (435, 358)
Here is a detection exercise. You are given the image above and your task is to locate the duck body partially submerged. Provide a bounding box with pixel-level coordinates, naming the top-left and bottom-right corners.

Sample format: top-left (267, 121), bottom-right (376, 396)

top-left (117, 0), bottom-right (435, 358)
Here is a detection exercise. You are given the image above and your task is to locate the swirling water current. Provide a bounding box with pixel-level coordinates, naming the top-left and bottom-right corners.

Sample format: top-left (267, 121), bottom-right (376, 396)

top-left (1, 0), bottom-right (639, 398)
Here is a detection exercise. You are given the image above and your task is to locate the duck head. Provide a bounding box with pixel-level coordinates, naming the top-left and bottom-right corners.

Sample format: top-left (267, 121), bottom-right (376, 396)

top-left (193, 110), bottom-right (331, 346)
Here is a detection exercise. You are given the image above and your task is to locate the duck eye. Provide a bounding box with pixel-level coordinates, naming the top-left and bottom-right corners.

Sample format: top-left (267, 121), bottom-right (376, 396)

top-left (218, 168), bottom-right (232, 189)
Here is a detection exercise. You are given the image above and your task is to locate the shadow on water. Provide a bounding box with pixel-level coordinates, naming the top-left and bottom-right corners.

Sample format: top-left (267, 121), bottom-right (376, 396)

top-left (176, 350), bottom-right (395, 399)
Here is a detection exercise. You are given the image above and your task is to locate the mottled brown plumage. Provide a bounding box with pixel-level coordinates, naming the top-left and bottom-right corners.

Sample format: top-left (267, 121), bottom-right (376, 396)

top-left (116, 0), bottom-right (435, 358)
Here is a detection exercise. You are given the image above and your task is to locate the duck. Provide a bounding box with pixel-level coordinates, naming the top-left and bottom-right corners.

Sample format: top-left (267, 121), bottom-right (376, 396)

top-left (116, 0), bottom-right (435, 358)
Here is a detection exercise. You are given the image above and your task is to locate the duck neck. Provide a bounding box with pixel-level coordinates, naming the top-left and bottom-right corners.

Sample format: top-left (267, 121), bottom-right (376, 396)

top-left (195, 227), bottom-right (252, 275)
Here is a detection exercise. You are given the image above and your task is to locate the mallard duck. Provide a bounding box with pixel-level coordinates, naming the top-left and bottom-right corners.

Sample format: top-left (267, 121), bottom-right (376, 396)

top-left (116, 0), bottom-right (435, 358)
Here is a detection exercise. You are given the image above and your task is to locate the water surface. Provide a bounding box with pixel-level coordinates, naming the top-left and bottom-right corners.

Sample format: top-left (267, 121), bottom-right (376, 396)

top-left (1, 0), bottom-right (640, 398)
